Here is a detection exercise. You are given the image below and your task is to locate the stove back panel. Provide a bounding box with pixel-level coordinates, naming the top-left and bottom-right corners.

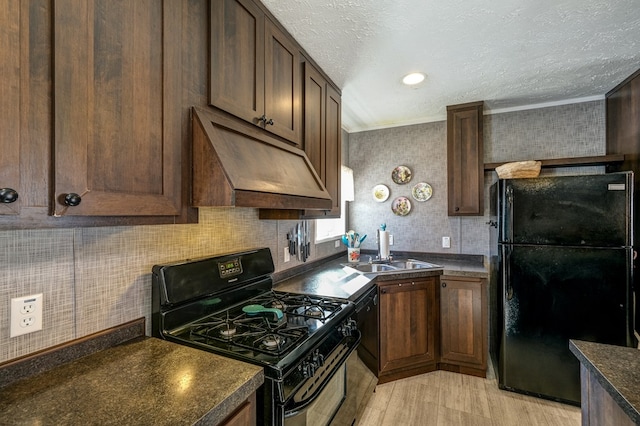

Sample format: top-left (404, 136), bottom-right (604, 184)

top-left (153, 247), bottom-right (275, 306)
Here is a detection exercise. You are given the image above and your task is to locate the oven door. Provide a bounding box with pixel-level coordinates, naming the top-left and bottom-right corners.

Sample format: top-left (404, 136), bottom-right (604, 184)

top-left (284, 332), bottom-right (360, 426)
top-left (285, 363), bottom-right (346, 426)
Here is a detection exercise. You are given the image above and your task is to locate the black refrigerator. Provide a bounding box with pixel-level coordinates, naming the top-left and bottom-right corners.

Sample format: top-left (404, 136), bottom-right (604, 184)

top-left (490, 172), bottom-right (637, 405)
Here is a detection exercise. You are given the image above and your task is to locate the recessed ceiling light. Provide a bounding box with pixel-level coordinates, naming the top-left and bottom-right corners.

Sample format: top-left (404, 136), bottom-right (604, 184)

top-left (402, 72), bottom-right (426, 86)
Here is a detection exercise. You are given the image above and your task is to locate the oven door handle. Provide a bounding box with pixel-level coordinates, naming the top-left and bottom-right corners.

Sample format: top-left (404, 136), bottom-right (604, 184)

top-left (285, 331), bottom-right (361, 416)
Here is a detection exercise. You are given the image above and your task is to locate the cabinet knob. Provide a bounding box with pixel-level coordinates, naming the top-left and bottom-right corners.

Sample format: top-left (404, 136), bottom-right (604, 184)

top-left (381, 288), bottom-right (387, 294)
top-left (442, 282), bottom-right (447, 288)
top-left (455, 207), bottom-right (460, 212)
top-left (0, 188), bottom-right (18, 203)
top-left (258, 115), bottom-right (275, 126)
top-left (63, 193), bottom-right (82, 207)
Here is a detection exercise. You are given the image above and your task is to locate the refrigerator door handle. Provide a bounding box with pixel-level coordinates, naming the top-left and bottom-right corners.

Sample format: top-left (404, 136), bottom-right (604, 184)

top-left (504, 245), bottom-right (514, 300)
top-left (505, 185), bottom-right (514, 243)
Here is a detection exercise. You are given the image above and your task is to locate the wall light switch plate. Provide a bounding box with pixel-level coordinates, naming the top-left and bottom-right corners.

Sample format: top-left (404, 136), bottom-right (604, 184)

top-left (284, 247), bottom-right (291, 263)
top-left (389, 235), bottom-right (394, 245)
top-left (10, 293), bottom-right (43, 337)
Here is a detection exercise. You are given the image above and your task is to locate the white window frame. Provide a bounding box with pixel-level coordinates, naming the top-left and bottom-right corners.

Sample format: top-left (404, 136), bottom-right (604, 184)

top-left (314, 199), bottom-right (347, 243)
top-left (315, 166), bottom-right (353, 243)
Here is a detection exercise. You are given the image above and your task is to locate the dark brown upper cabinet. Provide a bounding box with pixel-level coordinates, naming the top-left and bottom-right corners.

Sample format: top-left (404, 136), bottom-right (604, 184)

top-left (607, 68), bottom-right (640, 157)
top-left (52, 0), bottom-right (183, 217)
top-left (606, 68), bottom-right (640, 186)
top-left (210, 0), bottom-right (302, 146)
top-left (447, 101), bottom-right (484, 216)
top-left (301, 62), bottom-right (342, 219)
top-left (0, 0), bottom-right (21, 216)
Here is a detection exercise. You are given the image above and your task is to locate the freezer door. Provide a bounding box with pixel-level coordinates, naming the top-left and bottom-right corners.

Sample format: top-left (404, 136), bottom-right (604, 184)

top-left (498, 244), bottom-right (635, 404)
top-left (499, 173), bottom-right (632, 247)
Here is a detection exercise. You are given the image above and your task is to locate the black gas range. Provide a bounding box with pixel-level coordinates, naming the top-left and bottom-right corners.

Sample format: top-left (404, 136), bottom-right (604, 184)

top-left (151, 248), bottom-right (360, 425)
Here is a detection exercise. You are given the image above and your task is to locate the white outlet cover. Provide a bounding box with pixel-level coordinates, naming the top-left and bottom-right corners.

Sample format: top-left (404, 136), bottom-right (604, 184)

top-left (442, 236), bottom-right (451, 248)
top-left (10, 293), bottom-right (43, 338)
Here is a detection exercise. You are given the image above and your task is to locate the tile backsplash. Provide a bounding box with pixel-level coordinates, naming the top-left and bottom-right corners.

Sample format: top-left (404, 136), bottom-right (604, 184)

top-left (0, 208), bottom-right (341, 364)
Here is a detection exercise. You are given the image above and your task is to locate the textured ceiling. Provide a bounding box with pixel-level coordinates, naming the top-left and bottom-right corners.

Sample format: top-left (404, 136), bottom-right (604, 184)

top-left (261, 0), bottom-right (640, 132)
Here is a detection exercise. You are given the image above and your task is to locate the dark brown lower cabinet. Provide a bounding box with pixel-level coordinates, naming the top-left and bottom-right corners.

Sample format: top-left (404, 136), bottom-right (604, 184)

top-left (378, 277), bottom-right (439, 384)
top-left (220, 392), bottom-right (256, 426)
top-left (439, 275), bottom-right (487, 377)
top-left (580, 365), bottom-right (635, 426)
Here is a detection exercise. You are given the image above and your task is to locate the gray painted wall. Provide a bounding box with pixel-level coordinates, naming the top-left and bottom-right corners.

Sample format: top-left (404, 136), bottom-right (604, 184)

top-left (347, 100), bottom-right (606, 258)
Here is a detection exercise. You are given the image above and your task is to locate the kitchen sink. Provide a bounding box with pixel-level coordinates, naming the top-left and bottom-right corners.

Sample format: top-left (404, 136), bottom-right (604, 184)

top-left (343, 259), bottom-right (442, 274)
top-left (389, 259), bottom-right (442, 270)
top-left (346, 263), bottom-right (399, 273)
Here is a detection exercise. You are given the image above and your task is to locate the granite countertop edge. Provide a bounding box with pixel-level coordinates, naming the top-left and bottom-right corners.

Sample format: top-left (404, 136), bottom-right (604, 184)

top-left (195, 366), bottom-right (265, 426)
top-left (569, 339), bottom-right (640, 423)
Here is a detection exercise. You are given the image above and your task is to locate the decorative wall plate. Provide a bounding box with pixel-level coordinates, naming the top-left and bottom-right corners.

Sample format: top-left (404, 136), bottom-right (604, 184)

top-left (372, 184), bottom-right (390, 202)
top-left (391, 165), bottom-right (412, 184)
top-left (412, 182), bottom-right (433, 201)
top-left (391, 196), bottom-right (412, 216)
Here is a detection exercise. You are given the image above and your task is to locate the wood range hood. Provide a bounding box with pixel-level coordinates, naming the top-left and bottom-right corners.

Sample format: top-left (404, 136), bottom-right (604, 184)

top-left (191, 107), bottom-right (332, 210)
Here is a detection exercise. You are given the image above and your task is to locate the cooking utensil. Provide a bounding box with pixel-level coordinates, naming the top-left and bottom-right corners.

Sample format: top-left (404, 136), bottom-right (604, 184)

top-left (242, 304), bottom-right (284, 320)
top-left (305, 221), bottom-right (311, 260)
top-left (297, 223), bottom-right (302, 261)
top-left (301, 221), bottom-right (307, 262)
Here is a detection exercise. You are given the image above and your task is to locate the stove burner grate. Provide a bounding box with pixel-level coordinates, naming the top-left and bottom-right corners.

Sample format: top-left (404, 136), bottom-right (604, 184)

top-left (251, 291), bottom-right (344, 322)
top-left (178, 291), bottom-right (349, 357)
top-left (188, 312), bottom-right (309, 356)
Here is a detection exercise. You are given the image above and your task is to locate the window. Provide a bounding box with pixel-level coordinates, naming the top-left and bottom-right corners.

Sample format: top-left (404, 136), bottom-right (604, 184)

top-left (315, 166), bottom-right (353, 243)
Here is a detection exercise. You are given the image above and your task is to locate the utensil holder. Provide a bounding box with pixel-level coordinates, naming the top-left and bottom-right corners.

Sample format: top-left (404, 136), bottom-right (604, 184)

top-left (347, 248), bottom-right (360, 263)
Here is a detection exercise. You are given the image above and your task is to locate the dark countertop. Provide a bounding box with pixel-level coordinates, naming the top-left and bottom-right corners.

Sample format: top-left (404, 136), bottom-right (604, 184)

top-left (569, 340), bottom-right (640, 423)
top-left (274, 252), bottom-right (488, 301)
top-left (0, 337), bottom-right (264, 426)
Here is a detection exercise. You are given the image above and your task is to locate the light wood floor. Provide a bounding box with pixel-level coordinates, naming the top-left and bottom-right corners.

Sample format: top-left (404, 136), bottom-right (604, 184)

top-left (357, 368), bottom-right (581, 426)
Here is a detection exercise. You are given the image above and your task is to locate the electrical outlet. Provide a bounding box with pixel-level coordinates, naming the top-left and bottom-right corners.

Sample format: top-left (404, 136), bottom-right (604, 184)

top-left (389, 235), bottom-right (394, 245)
top-left (334, 240), bottom-right (340, 248)
top-left (442, 236), bottom-right (451, 249)
top-left (21, 303), bottom-right (37, 314)
top-left (284, 247), bottom-right (291, 263)
top-left (21, 317), bottom-right (35, 327)
top-left (10, 294), bottom-right (43, 338)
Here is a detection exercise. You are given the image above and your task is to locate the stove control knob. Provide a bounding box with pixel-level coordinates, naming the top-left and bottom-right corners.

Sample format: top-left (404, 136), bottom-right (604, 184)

top-left (312, 349), bottom-right (325, 367)
top-left (301, 360), bottom-right (317, 378)
top-left (299, 362), bottom-right (309, 378)
top-left (339, 319), bottom-right (357, 337)
top-left (309, 362), bottom-right (317, 377)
